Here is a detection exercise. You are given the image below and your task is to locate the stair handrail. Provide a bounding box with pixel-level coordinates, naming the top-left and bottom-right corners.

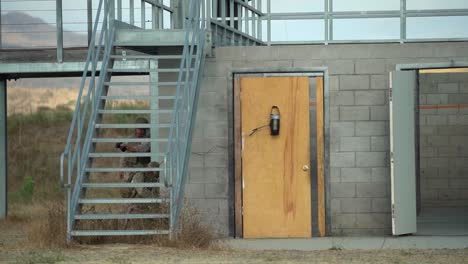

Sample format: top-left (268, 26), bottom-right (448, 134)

top-left (165, 0), bottom-right (207, 231)
top-left (60, 0), bottom-right (110, 189)
top-left (59, 0), bottom-right (114, 240)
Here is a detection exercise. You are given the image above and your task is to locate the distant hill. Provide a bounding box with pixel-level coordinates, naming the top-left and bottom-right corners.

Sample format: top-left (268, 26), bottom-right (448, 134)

top-left (2, 12), bottom-right (86, 48)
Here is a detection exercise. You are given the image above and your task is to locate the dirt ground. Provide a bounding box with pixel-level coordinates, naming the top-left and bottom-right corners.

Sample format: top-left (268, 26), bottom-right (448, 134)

top-left (1, 221), bottom-right (467, 264)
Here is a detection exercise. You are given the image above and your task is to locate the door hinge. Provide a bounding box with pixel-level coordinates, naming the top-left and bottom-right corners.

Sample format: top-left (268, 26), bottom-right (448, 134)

top-left (391, 204), bottom-right (395, 219)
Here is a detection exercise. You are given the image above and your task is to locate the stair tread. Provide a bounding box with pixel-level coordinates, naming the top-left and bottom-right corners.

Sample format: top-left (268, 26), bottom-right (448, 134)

top-left (95, 123), bottom-right (171, 128)
top-left (75, 213), bottom-right (169, 220)
top-left (88, 152), bottom-right (162, 158)
top-left (71, 230), bottom-right (170, 236)
top-left (98, 109), bottom-right (172, 114)
top-left (100, 95), bottom-right (179, 100)
top-left (101, 95), bottom-right (177, 99)
top-left (108, 68), bottom-right (189, 73)
top-left (104, 82), bottom-right (182, 86)
top-left (108, 69), bottom-right (156, 73)
top-left (92, 138), bottom-right (169, 143)
top-left (79, 198), bottom-right (168, 204)
top-left (82, 182), bottom-right (165, 188)
top-left (110, 55), bottom-right (183, 60)
top-left (85, 167), bottom-right (164, 172)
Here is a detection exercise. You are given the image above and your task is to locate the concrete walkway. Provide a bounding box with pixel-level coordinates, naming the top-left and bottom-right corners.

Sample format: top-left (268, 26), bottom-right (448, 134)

top-left (225, 236), bottom-right (468, 251)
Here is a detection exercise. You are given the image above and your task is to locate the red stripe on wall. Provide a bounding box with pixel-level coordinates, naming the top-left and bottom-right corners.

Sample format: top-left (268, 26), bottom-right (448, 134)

top-left (420, 104), bottom-right (468, 110)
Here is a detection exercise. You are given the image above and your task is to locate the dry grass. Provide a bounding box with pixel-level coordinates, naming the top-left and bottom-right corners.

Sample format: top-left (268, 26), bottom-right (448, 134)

top-left (161, 204), bottom-right (217, 249)
top-left (7, 87), bottom-right (78, 115)
top-left (27, 200), bottom-right (68, 249)
top-left (23, 200), bottom-right (217, 249)
top-left (6, 87), bottom-right (217, 250)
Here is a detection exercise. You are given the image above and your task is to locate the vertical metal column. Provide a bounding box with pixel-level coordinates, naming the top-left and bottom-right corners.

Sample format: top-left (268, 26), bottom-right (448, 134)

top-left (324, 0), bottom-right (328, 43)
top-left (158, 0), bottom-right (163, 29)
top-left (267, 0), bottom-right (271, 45)
top-left (141, 0), bottom-right (146, 28)
top-left (257, 0), bottom-right (261, 41)
top-left (109, 0), bottom-right (115, 32)
top-left (152, 2), bottom-right (158, 29)
top-left (87, 0), bottom-right (93, 46)
top-left (400, 0), bottom-right (407, 43)
top-left (117, 0), bottom-right (122, 21)
top-left (150, 60), bottom-right (159, 161)
top-left (56, 0), bottom-right (64, 63)
top-left (130, 0), bottom-right (135, 25)
top-left (0, 80), bottom-right (6, 219)
top-left (329, 0), bottom-right (333, 42)
top-left (0, 0), bottom-right (3, 49)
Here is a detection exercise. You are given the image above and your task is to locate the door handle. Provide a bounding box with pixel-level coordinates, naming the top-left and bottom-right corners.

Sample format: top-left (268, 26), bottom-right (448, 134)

top-left (302, 165), bottom-right (310, 171)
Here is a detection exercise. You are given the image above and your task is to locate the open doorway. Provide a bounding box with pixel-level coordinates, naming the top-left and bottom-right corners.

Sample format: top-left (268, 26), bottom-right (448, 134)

top-left (416, 68), bottom-right (468, 235)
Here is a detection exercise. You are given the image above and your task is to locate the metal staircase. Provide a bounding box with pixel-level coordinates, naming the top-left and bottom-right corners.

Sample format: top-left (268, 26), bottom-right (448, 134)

top-left (60, 0), bottom-right (264, 241)
top-left (60, 0), bottom-right (206, 240)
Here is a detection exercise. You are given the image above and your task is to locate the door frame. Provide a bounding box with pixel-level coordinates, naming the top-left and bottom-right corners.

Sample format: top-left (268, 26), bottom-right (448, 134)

top-left (230, 69), bottom-right (330, 238)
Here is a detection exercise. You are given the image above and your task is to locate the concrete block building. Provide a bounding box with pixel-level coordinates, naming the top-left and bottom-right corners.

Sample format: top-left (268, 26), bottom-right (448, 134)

top-left (0, 0), bottom-right (467, 240)
top-left (189, 43), bottom-right (468, 237)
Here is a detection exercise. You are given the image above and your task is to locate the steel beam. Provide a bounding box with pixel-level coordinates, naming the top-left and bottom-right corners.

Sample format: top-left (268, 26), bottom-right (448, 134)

top-left (56, 0), bottom-right (64, 63)
top-left (0, 79), bottom-right (6, 219)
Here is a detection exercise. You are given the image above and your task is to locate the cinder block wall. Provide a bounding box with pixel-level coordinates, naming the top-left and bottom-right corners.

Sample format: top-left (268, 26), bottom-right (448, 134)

top-left (419, 72), bottom-right (468, 207)
top-left (186, 42), bottom-right (468, 236)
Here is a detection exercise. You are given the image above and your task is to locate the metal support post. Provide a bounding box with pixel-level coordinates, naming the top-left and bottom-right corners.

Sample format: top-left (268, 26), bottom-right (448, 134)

top-left (0, 0), bottom-right (3, 49)
top-left (56, 0), bottom-right (64, 63)
top-left (329, 0), bottom-right (333, 42)
top-left (117, 0), bottom-right (122, 21)
top-left (130, 0), bottom-right (135, 25)
top-left (400, 0), bottom-right (407, 43)
top-left (267, 0), bottom-right (271, 45)
top-left (324, 0), bottom-right (328, 43)
top-left (109, 0), bottom-right (115, 32)
top-left (141, 0), bottom-right (146, 28)
top-left (0, 79), bottom-right (7, 219)
top-left (87, 0), bottom-right (93, 46)
top-left (150, 60), bottom-right (159, 162)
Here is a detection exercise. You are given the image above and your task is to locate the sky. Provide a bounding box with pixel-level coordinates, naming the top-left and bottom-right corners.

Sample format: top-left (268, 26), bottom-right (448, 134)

top-left (1, 0), bottom-right (468, 44)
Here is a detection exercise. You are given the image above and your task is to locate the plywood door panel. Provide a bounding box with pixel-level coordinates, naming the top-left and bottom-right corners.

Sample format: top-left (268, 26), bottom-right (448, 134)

top-left (315, 76), bottom-right (326, 237)
top-left (241, 76), bottom-right (311, 238)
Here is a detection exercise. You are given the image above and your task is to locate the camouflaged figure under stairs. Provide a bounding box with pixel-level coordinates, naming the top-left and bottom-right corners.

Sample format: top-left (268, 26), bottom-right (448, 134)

top-left (115, 117), bottom-right (162, 225)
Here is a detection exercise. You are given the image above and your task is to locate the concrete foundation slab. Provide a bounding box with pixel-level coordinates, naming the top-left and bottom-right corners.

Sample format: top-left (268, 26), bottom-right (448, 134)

top-left (225, 236), bottom-right (468, 250)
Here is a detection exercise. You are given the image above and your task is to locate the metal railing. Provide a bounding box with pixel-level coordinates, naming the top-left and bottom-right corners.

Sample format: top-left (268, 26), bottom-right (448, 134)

top-left (1, 0), bottom-right (468, 57)
top-left (164, 0), bottom-right (206, 232)
top-left (206, 0), bottom-right (265, 46)
top-left (263, 0), bottom-right (468, 44)
top-left (113, 0), bottom-right (175, 29)
top-left (59, 0), bottom-right (114, 241)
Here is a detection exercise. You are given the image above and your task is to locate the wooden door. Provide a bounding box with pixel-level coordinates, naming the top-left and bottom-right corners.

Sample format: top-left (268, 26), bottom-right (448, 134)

top-left (240, 76), bottom-right (311, 238)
